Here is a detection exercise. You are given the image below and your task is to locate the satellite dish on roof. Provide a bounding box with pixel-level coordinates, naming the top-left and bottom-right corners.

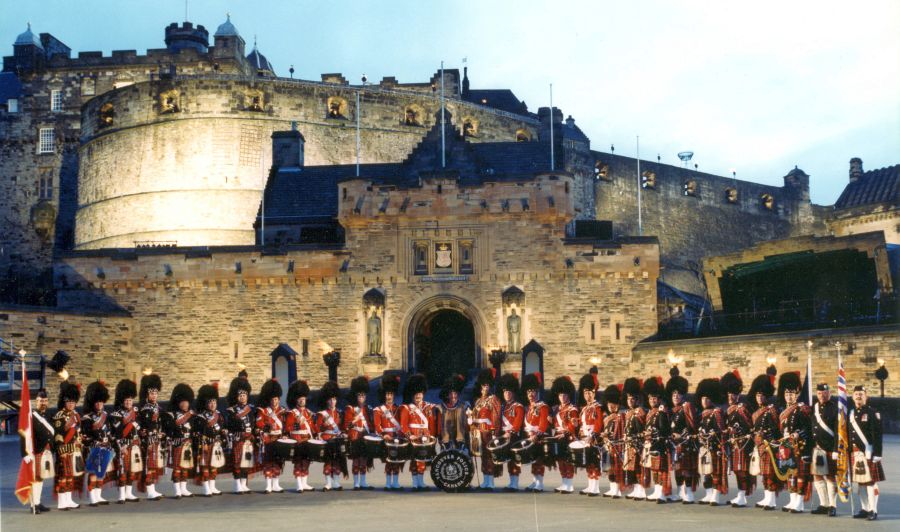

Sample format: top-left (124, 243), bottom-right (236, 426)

top-left (677, 151), bottom-right (694, 162)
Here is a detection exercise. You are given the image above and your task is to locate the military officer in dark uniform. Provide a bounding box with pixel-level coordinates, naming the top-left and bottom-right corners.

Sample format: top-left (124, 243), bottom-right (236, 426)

top-left (811, 383), bottom-right (839, 516)
top-left (21, 388), bottom-right (55, 513)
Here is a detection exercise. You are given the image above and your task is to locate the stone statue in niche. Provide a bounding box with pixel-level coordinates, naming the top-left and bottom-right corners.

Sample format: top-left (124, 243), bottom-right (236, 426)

top-left (463, 120), bottom-right (476, 137)
top-left (507, 309), bottom-right (521, 353)
top-left (405, 108), bottom-right (418, 125)
top-left (250, 96), bottom-right (263, 111)
top-left (329, 100), bottom-right (343, 119)
top-left (367, 307), bottom-right (382, 355)
top-left (163, 96), bottom-right (179, 113)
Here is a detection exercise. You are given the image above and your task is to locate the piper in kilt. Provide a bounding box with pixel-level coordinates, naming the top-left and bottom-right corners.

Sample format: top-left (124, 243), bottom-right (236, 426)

top-left (696, 378), bottom-right (728, 506)
top-left (163, 383), bottom-right (196, 499)
top-left (138, 372), bottom-right (165, 500)
top-left (749, 373), bottom-right (781, 510)
top-left (224, 377), bottom-right (256, 494)
top-left (811, 383), bottom-right (839, 516)
top-left (53, 380), bottom-right (83, 510)
top-left (256, 379), bottom-right (287, 493)
top-left (470, 369), bottom-right (502, 490)
top-left (601, 384), bottom-right (626, 498)
top-left (667, 367), bottom-right (697, 503)
top-left (498, 373), bottom-right (525, 492)
top-left (550, 376), bottom-right (579, 494)
top-left (285, 380), bottom-right (315, 492)
top-left (109, 379), bottom-right (141, 503)
top-left (850, 385), bottom-right (885, 521)
top-left (577, 374), bottom-right (603, 496)
top-left (778, 372), bottom-right (812, 513)
top-left (81, 380), bottom-right (114, 506)
top-left (623, 377), bottom-right (648, 500)
top-left (522, 373), bottom-right (550, 492)
top-left (344, 376), bottom-right (375, 490)
top-left (193, 384), bottom-right (226, 496)
top-left (374, 375), bottom-right (403, 490)
top-left (642, 376), bottom-right (671, 503)
top-left (722, 370), bottom-right (755, 507)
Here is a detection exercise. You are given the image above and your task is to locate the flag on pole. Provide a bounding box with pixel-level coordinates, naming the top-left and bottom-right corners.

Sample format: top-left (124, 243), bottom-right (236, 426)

top-left (15, 360), bottom-right (35, 506)
top-left (835, 352), bottom-right (851, 502)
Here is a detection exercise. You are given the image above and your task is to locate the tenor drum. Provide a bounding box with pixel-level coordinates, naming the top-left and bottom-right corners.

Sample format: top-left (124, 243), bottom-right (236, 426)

top-left (273, 438), bottom-right (298, 460)
top-left (487, 435), bottom-right (512, 465)
top-left (542, 435), bottom-right (566, 462)
top-left (306, 439), bottom-right (328, 462)
top-left (568, 440), bottom-right (599, 467)
top-left (349, 438), bottom-right (367, 459)
top-left (412, 436), bottom-right (437, 463)
top-left (364, 435), bottom-right (386, 460)
top-left (326, 437), bottom-right (348, 461)
top-left (385, 438), bottom-right (411, 463)
top-left (511, 438), bottom-right (543, 465)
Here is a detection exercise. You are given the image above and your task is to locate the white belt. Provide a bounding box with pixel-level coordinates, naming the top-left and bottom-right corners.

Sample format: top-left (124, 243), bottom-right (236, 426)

top-left (410, 423), bottom-right (427, 429)
top-left (382, 428), bottom-right (396, 433)
top-left (475, 418), bottom-right (492, 425)
top-left (290, 430), bottom-right (310, 436)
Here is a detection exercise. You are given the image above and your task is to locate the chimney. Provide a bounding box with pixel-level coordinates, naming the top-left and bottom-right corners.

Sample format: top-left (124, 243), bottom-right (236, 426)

top-left (271, 130), bottom-right (305, 168)
top-left (849, 157), bottom-right (863, 183)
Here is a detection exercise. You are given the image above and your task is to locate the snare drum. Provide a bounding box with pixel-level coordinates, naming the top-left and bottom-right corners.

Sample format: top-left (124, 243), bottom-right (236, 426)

top-left (306, 439), bottom-right (328, 462)
top-left (348, 438), bottom-right (367, 459)
top-left (364, 435), bottom-right (386, 460)
top-left (326, 437), bottom-right (348, 461)
top-left (385, 438), bottom-right (411, 463)
top-left (568, 440), bottom-right (599, 467)
top-left (487, 435), bottom-right (512, 465)
top-left (273, 438), bottom-right (298, 460)
top-left (542, 435), bottom-right (566, 462)
top-left (511, 438), bottom-right (543, 465)
top-left (412, 436), bottom-right (437, 463)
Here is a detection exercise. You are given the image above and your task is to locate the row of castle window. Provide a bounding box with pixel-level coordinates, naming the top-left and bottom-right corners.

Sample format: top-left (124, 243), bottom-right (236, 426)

top-left (629, 168), bottom-right (776, 210)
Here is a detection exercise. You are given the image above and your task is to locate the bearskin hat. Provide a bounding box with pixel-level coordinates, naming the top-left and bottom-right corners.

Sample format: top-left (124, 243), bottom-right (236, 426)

top-left (404, 373), bottom-right (428, 404)
top-left (623, 377), bottom-right (643, 400)
top-left (287, 380), bottom-right (310, 406)
top-left (720, 370), bottom-right (744, 395)
top-left (319, 380), bottom-right (340, 408)
top-left (57, 380), bottom-right (80, 410)
top-left (226, 377), bottom-right (252, 406)
top-left (747, 374), bottom-right (775, 411)
top-left (475, 368), bottom-right (496, 391)
top-left (577, 374), bottom-right (598, 406)
top-left (602, 384), bottom-right (621, 406)
top-left (349, 376), bottom-right (370, 401)
top-left (258, 379), bottom-right (283, 406)
top-left (83, 380), bottom-right (110, 410)
top-left (169, 383), bottom-right (194, 411)
top-left (642, 376), bottom-right (664, 399)
top-left (114, 379), bottom-right (137, 407)
top-left (549, 376), bottom-right (576, 406)
top-left (665, 366), bottom-right (689, 397)
top-left (440, 374), bottom-right (466, 402)
top-left (195, 384), bottom-right (219, 410)
top-left (693, 378), bottom-right (722, 409)
top-left (378, 374), bottom-right (401, 403)
top-left (139, 373), bottom-right (162, 404)
top-left (498, 373), bottom-right (520, 397)
top-left (521, 373), bottom-right (543, 394)
top-left (778, 371), bottom-right (802, 403)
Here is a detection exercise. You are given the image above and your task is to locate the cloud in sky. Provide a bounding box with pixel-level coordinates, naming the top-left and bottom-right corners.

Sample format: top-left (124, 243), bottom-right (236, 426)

top-left (3, 0), bottom-right (897, 204)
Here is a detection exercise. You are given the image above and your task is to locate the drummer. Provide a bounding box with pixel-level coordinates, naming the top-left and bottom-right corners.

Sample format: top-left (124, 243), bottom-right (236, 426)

top-left (53, 380), bottom-right (83, 511)
top-left (521, 373), bottom-right (550, 492)
top-left (193, 384), bottom-right (226, 497)
top-left (550, 376), bottom-right (579, 494)
top-left (577, 373), bottom-right (603, 496)
top-left (109, 379), bottom-right (142, 503)
top-left (469, 369), bottom-right (502, 491)
top-left (622, 377), bottom-right (648, 500)
top-left (601, 384), bottom-right (626, 498)
top-left (285, 380), bottom-right (315, 492)
top-left (400, 373), bottom-right (437, 491)
top-left (163, 383), bottom-right (196, 499)
top-left (81, 380), bottom-right (113, 506)
top-left (498, 373), bottom-right (525, 492)
top-left (642, 376), bottom-right (671, 503)
top-left (374, 375), bottom-right (403, 490)
top-left (344, 376), bottom-right (375, 490)
top-left (256, 379), bottom-right (286, 494)
top-left (316, 380), bottom-right (347, 491)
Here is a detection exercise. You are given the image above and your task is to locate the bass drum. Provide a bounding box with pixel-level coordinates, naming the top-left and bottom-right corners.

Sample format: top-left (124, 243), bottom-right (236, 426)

top-left (430, 450), bottom-right (475, 492)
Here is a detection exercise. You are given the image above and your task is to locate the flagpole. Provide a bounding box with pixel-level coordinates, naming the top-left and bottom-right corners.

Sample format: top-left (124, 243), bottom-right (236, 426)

top-left (636, 135), bottom-right (642, 236)
top-left (549, 83), bottom-right (554, 170)
top-left (440, 61), bottom-right (445, 168)
top-left (356, 90), bottom-right (361, 177)
top-left (806, 340), bottom-right (813, 405)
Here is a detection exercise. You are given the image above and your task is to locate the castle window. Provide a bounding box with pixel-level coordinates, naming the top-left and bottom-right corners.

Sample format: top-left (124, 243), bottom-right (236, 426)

top-left (7, 98), bottom-right (18, 113)
top-left (682, 179), bottom-right (697, 197)
top-left (641, 171), bottom-right (656, 189)
top-left (459, 240), bottom-right (474, 274)
top-left (725, 188), bottom-right (738, 204)
top-left (99, 103), bottom-right (115, 128)
top-left (760, 193), bottom-right (775, 210)
top-left (515, 129), bottom-right (531, 142)
top-left (404, 105), bottom-right (423, 126)
top-left (38, 128), bottom-right (55, 154)
top-left (327, 96), bottom-right (348, 119)
top-left (81, 77), bottom-right (95, 97)
top-left (413, 241), bottom-right (429, 275)
top-left (50, 90), bottom-right (63, 112)
top-left (160, 90), bottom-right (180, 113)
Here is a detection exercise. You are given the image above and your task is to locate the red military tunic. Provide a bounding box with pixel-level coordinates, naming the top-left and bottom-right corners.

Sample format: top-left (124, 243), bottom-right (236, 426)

top-left (256, 405), bottom-right (286, 478)
top-left (752, 403), bottom-right (783, 492)
top-left (316, 406), bottom-right (346, 477)
top-left (344, 405), bottom-right (374, 475)
top-left (699, 407), bottom-right (728, 494)
top-left (554, 403), bottom-right (579, 479)
top-left (670, 401), bottom-right (699, 490)
top-left (726, 401), bottom-right (755, 494)
top-left (471, 395), bottom-right (502, 477)
top-left (624, 406), bottom-right (648, 488)
top-left (524, 401), bottom-right (550, 475)
top-left (374, 403), bottom-right (403, 474)
top-left (779, 402), bottom-right (813, 499)
top-left (285, 406), bottom-right (315, 476)
top-left (502, 401), bottom-right (525, 476)
top-left (579, 402), bottom-right (604, 479)
top-left (602, 409), bottom-right (626, 487)
top-left (52, 409), bottom-right (83, 494)
top-left (645, 405), bottom-right (671, 495)
top-left (400, 402), bottom-right (437, 475)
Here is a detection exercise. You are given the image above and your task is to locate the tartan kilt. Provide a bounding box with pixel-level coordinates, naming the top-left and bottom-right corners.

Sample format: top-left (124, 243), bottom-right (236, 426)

top-left (811, 447), bottom-right (837, 475)
top-left (230, 436), bottom-right (258, 473)
top-left (650, 451), bottom-right (669, 472)
top-left (117, 441), bottom-right (142, 482)
top-left (143, 440), bottom-right (165, 475)
top-left (791, 457), bottom-right (811, 480)
top-left (852, 457), bottom-right (886, 483)
top-left (755, 443), bottom-right (776, 476)
top-left (730, 447), bottom-right (751, 473)
top-left (607, 449), bottom-right (625, 483)
top-left (674, 447), bottom-right (698, 472)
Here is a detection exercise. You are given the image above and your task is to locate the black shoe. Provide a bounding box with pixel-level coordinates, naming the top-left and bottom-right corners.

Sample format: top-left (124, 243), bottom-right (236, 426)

top-left (116, 500), bottom-right (126, 504)
top-left (589, 493), bottom-right (600, 498)
top-left (504, 487), bottom-right (518, 493)
top-left (828, 507), bottom-right (836, 517)
top-left (764, 506), bottom-right (775, 511)
top-left (88, 503), bottom-right (99, 507)
top-left (657, 499), bottom-right (668, 504)
top-left (682, 500), bottom-right (695, 505)
top-left (867, 513), bottom-right (877, 521)
top-left (32, 507), bottom-right (42, 514)
top-left (170, 495), bottom-right (182, 500)
top-left (781, 507), bottom-right (790, 512)
top-left (709, 502), bottom-right (720, 507)
top-left (790, 509), bottom-right (803, 514)
top-left (98, 500), bottom-right (110, 505)
top-left (36, 504), bottom-right (51, 512)
top-left (199, 494), bottom-right (212, 498)
top-left (353, 487), bottom-right (361, 491)
top-left (853, 510), bottom-right (870, 519)
top-left (147, 495), bottom-right (162, 501)
top-left (127, 498), bottom-right (140, 502)
top-left (811, 506), bottom-right (828, 515)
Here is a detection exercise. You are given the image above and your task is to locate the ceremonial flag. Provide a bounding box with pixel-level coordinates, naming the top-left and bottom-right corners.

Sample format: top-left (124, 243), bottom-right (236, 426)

top-left (15, 360), bottom-right (35, 506)
top-left (835, 353), bottom-right (851, 502)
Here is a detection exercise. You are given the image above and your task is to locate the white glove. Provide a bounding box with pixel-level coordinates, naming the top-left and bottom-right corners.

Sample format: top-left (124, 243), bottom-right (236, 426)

top-left (831, 452), bottom-right (838, 460)
top-left (873, 456), bottom-right (882, 463)
top-left (23, 455), bottom-right (33, 464)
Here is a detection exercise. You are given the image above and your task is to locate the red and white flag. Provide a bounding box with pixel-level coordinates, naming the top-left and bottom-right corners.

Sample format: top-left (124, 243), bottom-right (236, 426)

top-left (15, 360), bottom-right (35, 506)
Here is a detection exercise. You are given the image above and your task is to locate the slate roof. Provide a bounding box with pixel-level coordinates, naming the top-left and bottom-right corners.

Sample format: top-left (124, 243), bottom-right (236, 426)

top-left (247, 46), bottom-right (274, 74)
top-left (834, 164), bottom-right (899, 211)
top-left (0, 72), bottom-right (22, 102)
top-left (215, 15), bottom-right (239, 37)
top-left (463, 89), bottom-right (530, 116)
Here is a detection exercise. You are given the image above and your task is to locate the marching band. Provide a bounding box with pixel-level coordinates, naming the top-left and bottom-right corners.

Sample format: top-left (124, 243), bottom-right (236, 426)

top-left (18, 368), bottom-right (886, 521)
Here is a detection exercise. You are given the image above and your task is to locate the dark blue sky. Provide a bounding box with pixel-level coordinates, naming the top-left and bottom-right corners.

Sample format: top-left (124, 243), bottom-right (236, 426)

top-left (4, 0), bottom-right (898, 205)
